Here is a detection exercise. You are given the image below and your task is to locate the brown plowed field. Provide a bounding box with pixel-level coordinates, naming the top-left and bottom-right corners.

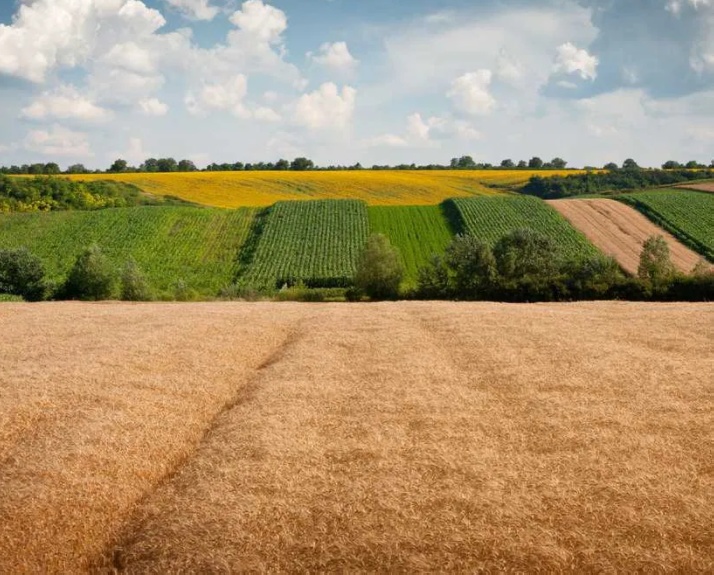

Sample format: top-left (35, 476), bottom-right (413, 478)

top-left (678, 182), bottom-right (714, 193)
top-left (1, 302), bottom-right (712, 573)
top-left (548, 198), bottom-right (704, 274)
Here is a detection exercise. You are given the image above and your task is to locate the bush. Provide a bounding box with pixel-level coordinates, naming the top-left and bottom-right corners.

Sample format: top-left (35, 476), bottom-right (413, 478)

top-left (638, 235), bottom-right (675, 286)
top-left (354, 233), bottom-right (404, 300)
top-left (0, 247), bottom-right (47, 301)
top-left (416, 254), bottom-right (451, 299)
top-left (445, 235), bottom-right (496, 298)
top-left (120, 258), bottom-right (152, 301)
top-left (63, 245), bottom-right (116, 300)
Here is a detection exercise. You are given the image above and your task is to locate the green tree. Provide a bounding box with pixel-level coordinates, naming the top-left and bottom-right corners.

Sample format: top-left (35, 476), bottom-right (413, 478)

top-left (355, 234), bottom-right (404, 300)
top-left (0, 247), bottom-right (46, 301)
top-left (141, 158), bottom-right (159, 172)
top-left (622, 158), bottom-right (639, 170)
top-left (66, 163), bottom-right (87, 174)
top-left (275, 159), bottom-right (290, 170)
top-left (44, 162), bottom-right (61, 175)
top-left (603, 162), bottom-right (619, 170)
top-left (63, 245), bottom-right (116, 300)
top-left (157, 158), bottom-right (178, 172)
top-left (445, 235), bottom-right (497, 298)
top-left (500, 159), bottom-right (515, 168)
top-left (177, 159), bottom-right (197, 172)
top-left (493, 228), bottom-right (559, 281)
top-left (120, 258), bottom-right (152, 301)
top-left (417, 254), bottom-right (450, 299)
top-left (638, 235), bottom-right (675, 284)
top-left (528, 157), bottom-right (544, 169)
top-left (550, 157), bottom-right (567, 169)
top-left (109, 159), bottom-right (128, 173)
top-left (662, 160), bottom-right (682, 169)
top-left (290, 157), bottom-right (314, 171)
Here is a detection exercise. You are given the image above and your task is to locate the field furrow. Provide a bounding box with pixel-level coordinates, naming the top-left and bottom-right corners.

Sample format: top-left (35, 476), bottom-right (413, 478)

top-left (548, 199), bottom-right (704, 274)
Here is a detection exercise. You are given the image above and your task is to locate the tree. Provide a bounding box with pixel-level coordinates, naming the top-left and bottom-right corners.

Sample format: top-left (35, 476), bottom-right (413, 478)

top-left (109, 159), bottom-right (128, 173)
top-left (141, 158), bottom-right (159, 172)
top-left (500, 159), bottom-right (515, 168)
top-left (177, 159), bottom-right (197, 172)
top-left (622, 158), bottom-right (639, 170)
top-left (603, 162), bottom-right (619, 170)
top-left (157, 157), bottom-right (178, 172)
top-left (517, 160), bottom-right (527, 169)
top-left (63, 245), bottom-right (116, 301)
top-left (528, 157), bottom-right (544, 169)
top-left (290, 157), bottom-right (314, 171)
top-left (416, 254), bottom-right (450, 299)
top-left (455, 155), bottom-right (477, 169)
top-left (354, 234), bottom-right (404, 300)
top-left (662, 160), bottom-right (682, 169)
top-left (685, 160), bottom-right (703, 169)
top-left (493, 228), bottom-right (559, 281)
top-left (550, 157), bottom-right (567, 169)
top-left (0, 247), bottom-right (46, 301)
top-left (120, 258), bottom-right (152, 301)
top-left (44, 162), bottom-right (61, 175)
top-left (66, 164), bottom-right (87, 174)
top-left (444, 235), bottom-right (497, 298)
top-left (275, 159), bottom-right (290, 171)
top-left (638, 235), bottom-right (675, 285)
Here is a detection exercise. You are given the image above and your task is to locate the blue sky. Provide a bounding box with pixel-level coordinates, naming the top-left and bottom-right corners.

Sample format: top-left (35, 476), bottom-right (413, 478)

top-left (0, 0), bottom-right (713, 169)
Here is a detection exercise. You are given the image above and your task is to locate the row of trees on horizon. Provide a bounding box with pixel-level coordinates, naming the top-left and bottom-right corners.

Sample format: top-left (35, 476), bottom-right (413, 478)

top-left (1, 156), bottom-right (713, 176)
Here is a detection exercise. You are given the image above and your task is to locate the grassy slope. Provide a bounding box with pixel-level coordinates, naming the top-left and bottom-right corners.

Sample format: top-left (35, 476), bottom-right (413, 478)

top-left (368, 205), bottom-right (454, 285)
top-left (59, 170), bottom-right (584, 208)
top-left (449, 195), bottom-right (601, 260)
top-left (241, 200), bottom-right (369, 288)
top-left (618, 189), bottom-right (714, 261)
top-left (0, 206), bottom-right (255, 296)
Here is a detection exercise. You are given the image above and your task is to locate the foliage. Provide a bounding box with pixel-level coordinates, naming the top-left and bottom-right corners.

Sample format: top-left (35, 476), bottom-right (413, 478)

top-left (446, 196), bottom-right (599, 261)
top-left (0, 175), bottom-right (185, 213)
top-left (523, 169), bottom-right (714, 199)
top-left (63, 245), bottom-right (117, 301)
top-left (0, 247), bottom-right (47, 301)
top-left (368, 205), bottom-right (453, 285)
top-left (638, 236), bottom-right (675, 285)
top-left (120, 258), bottom-right (153, 301)
top-left (0, 206), bottom-right (255, 297)
top-left (240, 200), bottom-right (369, 288)
top-left (354, 234), bottom-right (404, 300)
top-left (445, 235), bottom-right (497, 297)
top-left (493, 228), bottom-right (560, 281)
top-left (618, 189), bottom-right (714, 261)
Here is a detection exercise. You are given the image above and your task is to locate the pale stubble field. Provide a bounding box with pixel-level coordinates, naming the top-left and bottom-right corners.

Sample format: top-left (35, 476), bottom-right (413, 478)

top-left (0, 301), bottom-right (712, 573)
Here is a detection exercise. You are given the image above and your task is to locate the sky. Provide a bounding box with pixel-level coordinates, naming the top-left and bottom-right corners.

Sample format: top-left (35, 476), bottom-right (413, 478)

top-left (0, 0), bottom-right (713, 169)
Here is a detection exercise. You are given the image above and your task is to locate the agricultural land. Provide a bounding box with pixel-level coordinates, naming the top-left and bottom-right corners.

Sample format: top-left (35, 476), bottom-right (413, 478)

top-left (548, 199), bottom-right (705, 275)
top-left (0, 301), bottom-right (711, 573)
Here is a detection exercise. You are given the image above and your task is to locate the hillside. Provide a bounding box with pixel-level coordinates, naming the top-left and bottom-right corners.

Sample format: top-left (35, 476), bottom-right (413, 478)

top-left (1, 302), bottom-right (711, 573)
top-left (0, 206), bottom-right (255, 296)
top-left (61, 170), bottom-right (582, 208)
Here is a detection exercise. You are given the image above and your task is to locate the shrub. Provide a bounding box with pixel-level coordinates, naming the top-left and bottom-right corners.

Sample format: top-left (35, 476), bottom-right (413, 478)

top-left (0, 247), bottom-right (46, 301)
top-left (63, 245), bottom-right (116, 300)
top-left (638, 235), bottom-right (675, 285)
top-left (493, 228), bottom-right (560, 281)
top-left (120, 258), bottom-right (152, 301)
top-left (416, 254), bottom-right (451, 299)
top-left (445, 235), bottom-right (497, 298)
top-left (354, 233), bottom-right (404, 300)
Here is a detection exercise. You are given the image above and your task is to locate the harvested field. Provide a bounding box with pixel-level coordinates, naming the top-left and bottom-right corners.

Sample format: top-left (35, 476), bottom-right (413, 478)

top-left (548, 198), bottom-right (705, 274)
top-left (677, 182), bottom-right (714, 193)
top-left (1, 302), bottom-right (713, 573)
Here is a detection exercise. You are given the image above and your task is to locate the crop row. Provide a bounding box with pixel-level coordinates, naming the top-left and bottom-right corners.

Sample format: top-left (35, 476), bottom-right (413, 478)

top-left (618, 189), bottom-right (714, 261)
top-left (447, 196), bottom-right (600, 260)
top-left (240, 200), bottom-right (369, 288)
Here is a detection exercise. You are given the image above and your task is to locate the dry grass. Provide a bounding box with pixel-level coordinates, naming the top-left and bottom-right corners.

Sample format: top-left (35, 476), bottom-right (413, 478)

top-left (677, 182), bottom-right (714, 193)
top-left (548, 198), bottom-right (706, 274)
top-left (1, 302), bottom-right (712, 573)
top-left (60, 170), bottom-right (582, 208)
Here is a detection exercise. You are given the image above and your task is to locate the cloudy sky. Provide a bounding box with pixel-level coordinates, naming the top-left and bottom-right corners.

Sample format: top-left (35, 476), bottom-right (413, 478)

top-left (0, 0), bottom-right (713, 169)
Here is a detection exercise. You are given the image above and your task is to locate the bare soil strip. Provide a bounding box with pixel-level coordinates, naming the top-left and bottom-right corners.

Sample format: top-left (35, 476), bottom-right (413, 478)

top-left (548, 198), bottom-right (704, 274)
top-left (1, 302), bottom-right (712, 573)
top-left (677, 182), bottom-right (714, 193)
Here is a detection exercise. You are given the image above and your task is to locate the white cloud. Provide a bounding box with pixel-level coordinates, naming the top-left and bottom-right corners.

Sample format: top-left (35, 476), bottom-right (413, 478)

top-left (310, 42), bottom-right (358, 72)
top-left (20, 86), bottom-right (112, 123)
top-left (666, 0), bottom-right (711, 15)
top-left (164, 0), bottom-right (219, 21)
top-left (254, 107), bottom-right (282, 122)
top-left (495, 49), bottom-right (523, 84)
top-left (23, 125), bottom-right (92, 157)
top-left (139, 98), bottom-right (169, 116)
top-left (294, 83), bottom-right (356, 130)
top-left (186, 75), bottom-right (250, 118)
top-left (553, 42), bottom-right (598, 80)
top-left (369, 113), bottom-right (481, 148)
top-left (407, 113), bottom-right (431, 141)
top-left (447, 70), bottom-right (496, 115)
top-left (229, 0), bottom-right (286, 44)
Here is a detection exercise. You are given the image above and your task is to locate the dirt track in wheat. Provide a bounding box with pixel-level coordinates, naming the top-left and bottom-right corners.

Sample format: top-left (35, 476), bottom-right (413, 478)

top-left (1, 302), bottom-right (712, 573)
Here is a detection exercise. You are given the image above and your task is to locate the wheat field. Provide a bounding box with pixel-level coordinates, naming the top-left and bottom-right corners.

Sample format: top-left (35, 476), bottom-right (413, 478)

top-left (63, 170), bottom-right (581, 208)
top-left (1, 301), bottom-right (712, 573)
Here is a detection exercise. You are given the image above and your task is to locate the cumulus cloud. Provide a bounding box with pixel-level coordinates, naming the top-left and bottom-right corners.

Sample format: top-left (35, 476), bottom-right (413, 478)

top-left (23, 124), bottom-right (92, 157)
top-left (666, 0), bottom-right (711, 15)
top-left (164, 0), bottom-right (219, 20)
top-left (553, 42), bottom-right (598, 80)
top-left (186, 75), bottom-right (250, 118)
top-left (369, 113), bottom-right (481, 148)
top-left (139, 98), bottom-right (169, 116)
top-left (447, 70), bottom-right (496, 115)
top-left (309, 42), bottom-right (358, 72)
top-left (229, 0), bottom-right (286, 44)
top-left (294, 83), bottom-right (356, 130)
top-left (20, 86), bottom-right (112, 123)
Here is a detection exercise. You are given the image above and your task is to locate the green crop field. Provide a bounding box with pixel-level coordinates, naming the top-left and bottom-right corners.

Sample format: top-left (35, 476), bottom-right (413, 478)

top-left (619, 189), bottom-right (714, 261)
top-left (447, 196), bottom-right (600, 260)
top-left (369, 205), bottom-right (454, 285)
top-left (240, 200), bottom-right (369, 288)
top-left (0, 206), bottom-right (256, 296)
